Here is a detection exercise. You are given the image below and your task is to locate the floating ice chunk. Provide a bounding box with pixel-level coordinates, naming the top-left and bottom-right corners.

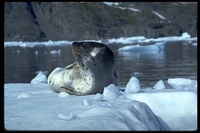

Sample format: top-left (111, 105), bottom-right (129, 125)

top-left (153, 80), bottom-right (165, 90)
top-left (167, 78), bottom-right (197, 90)
top-left (93, 93), bottom-right (104, 101)
top-left (118, 42), bottom-right (165, 53)
top-left (50, 50), bottom-right (61, 55)
top-left (31, 71), bottom-right (47, 84)
top-left (58, 92), bottom-right (70, 98)
top-left (125, 76), bottom-right (140, 93)
top-left (103, 84), bottom-right (121, 99)
top-left (34, 51), bottom-right (38, 55)
top-left (57, 113), bottom-right (77, 120)
top-left (132, 72), bottom-right (143, 76)
top-left (181, 32), bottom-right (191, 38)
top-left (192, 43), bottom-right (197, 46)
top-left (17, 93), bottom-right (32, 98)
top-left (83, 99), bottom-right (92, 107)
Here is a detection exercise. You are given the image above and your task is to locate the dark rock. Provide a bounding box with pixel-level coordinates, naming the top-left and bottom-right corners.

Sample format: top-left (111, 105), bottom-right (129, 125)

top-left (4, 2), bottom-right (197, 42)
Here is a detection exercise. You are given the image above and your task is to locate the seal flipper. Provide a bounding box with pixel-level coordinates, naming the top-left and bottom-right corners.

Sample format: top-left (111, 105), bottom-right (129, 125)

top-left (65, 62), bottom-right (78, 70)
top-left (59, 86), bottom-right (83, 95)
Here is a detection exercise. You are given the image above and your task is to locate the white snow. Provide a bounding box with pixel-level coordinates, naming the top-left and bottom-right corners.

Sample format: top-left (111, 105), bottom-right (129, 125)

top-left (93, 93), bottom-right (104, 101)
top-left (17, 93), bottom-right (32, 98)
top-left (58, 92), bottom-right (70, 98)
top-left (152, 11), bottom-right (166, 20)
top-left (83, 98), bottom-right (92, 107)
top-left (57, 113), bottom-right (77, 121)
top-left (4, 75), bottom-right (197, 130)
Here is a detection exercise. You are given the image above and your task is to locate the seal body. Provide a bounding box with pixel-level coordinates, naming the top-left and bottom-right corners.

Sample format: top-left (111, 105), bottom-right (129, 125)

top-left (47, 42), bottom-right (118, 95)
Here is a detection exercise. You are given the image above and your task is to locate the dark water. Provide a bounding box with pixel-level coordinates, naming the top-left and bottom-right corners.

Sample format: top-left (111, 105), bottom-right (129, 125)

top-left (4, 41), bottom-right (197, 88)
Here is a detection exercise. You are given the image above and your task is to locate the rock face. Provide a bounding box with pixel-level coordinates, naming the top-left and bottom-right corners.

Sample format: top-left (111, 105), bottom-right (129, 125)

top-left (4, 2), bottom-right (197, 42)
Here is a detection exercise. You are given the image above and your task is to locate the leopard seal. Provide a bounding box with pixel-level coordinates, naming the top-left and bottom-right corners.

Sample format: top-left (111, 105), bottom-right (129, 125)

top-left (47, 41), bottom-right (118, 95)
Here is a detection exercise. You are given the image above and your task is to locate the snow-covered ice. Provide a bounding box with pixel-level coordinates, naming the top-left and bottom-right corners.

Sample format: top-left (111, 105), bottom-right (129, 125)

top-left (4, 75), bottom-right (197, 130)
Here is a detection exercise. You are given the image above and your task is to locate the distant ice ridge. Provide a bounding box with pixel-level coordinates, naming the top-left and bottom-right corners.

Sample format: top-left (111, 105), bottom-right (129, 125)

top-left (4, 40), bottom-right (73, 47)
top-left (4, 32), bottom-right (197, 47)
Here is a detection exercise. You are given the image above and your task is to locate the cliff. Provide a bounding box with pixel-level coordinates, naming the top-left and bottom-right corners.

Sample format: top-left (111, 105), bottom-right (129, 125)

top-left (4, 2), bottom-right (197, 42)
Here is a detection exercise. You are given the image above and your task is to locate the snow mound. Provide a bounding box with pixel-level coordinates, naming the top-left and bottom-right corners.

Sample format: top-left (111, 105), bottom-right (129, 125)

top-left (57, 113), bottom-right (78, 121)
top-left (153, 80), bottom-right (165, 90)
top-left (17, 93), bottom-right (32, 98)
top-left (31, 71), bottom-right (47, 84)
top-left (125, 76), bottom-right (140, 93)
top-left (93, 93), bottom-right (104, 101)
top-left (103, 84), bottom-right (122, 99)
top-left (58, 92), bottom-right (70, 98)
top-left (167, 78), bottom-right (197, 90)
top-left (83, 98), bottom-right (92, 107)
